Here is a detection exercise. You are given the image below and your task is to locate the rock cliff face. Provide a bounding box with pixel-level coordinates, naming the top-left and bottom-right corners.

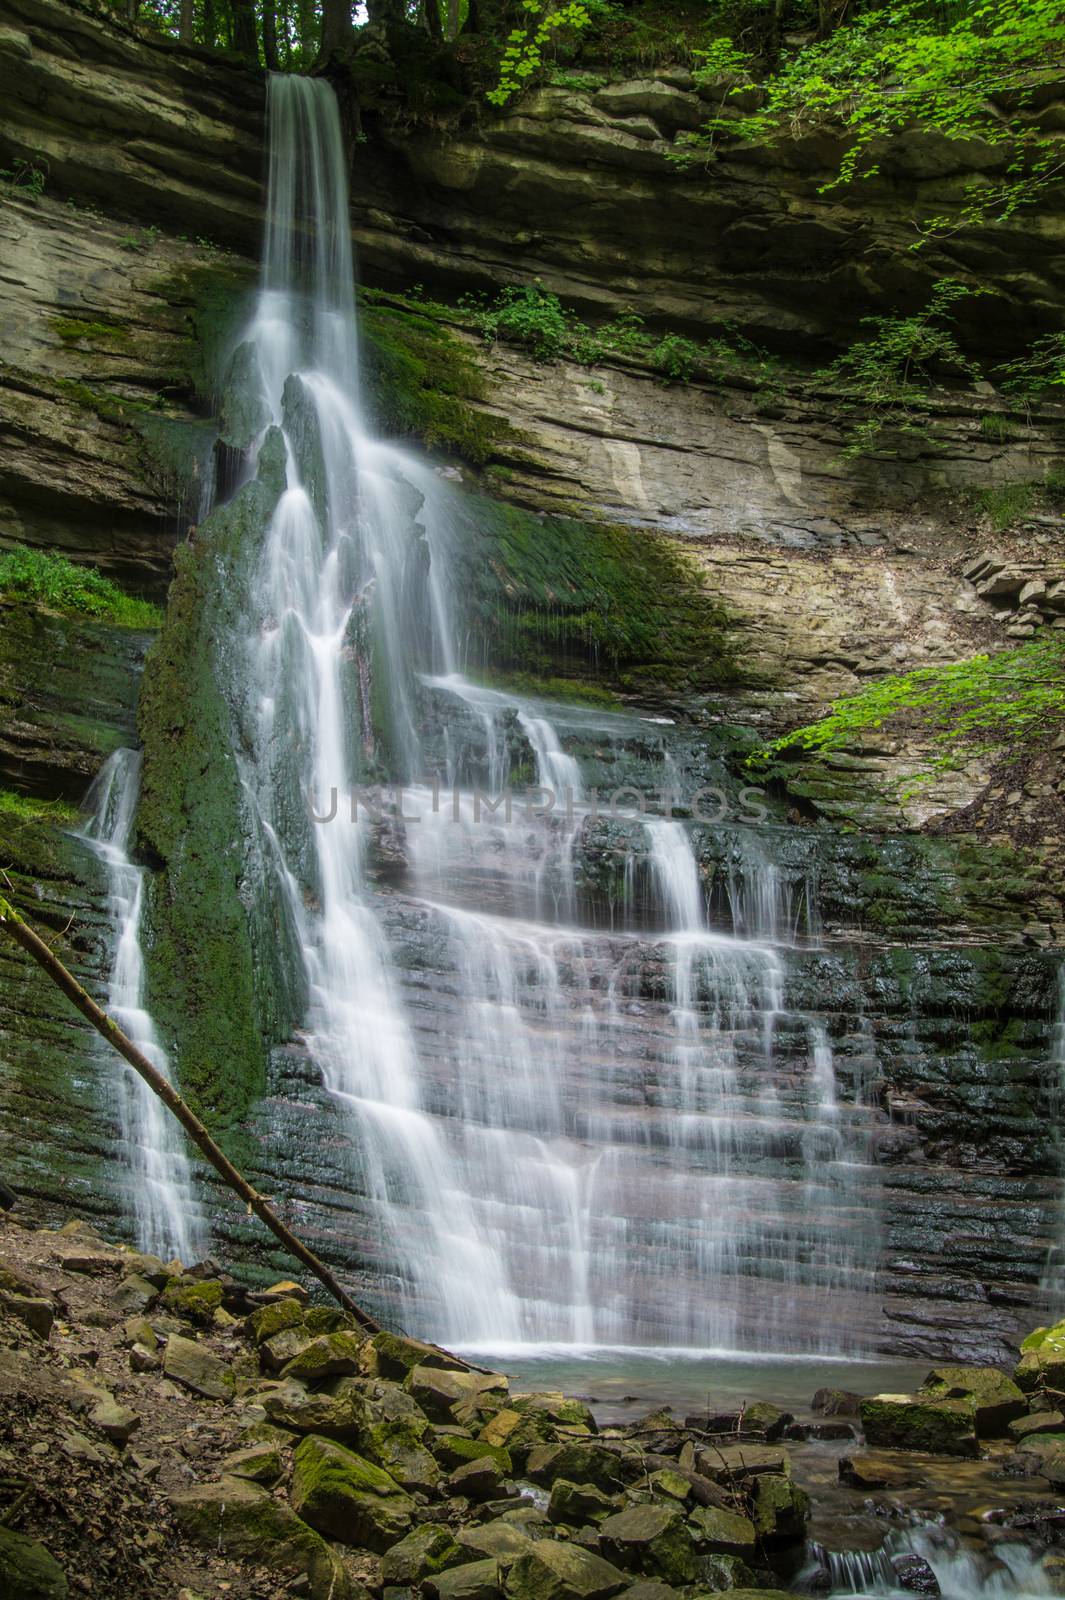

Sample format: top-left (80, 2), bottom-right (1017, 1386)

top-left (0, 0), bottom-right (1063, 1363)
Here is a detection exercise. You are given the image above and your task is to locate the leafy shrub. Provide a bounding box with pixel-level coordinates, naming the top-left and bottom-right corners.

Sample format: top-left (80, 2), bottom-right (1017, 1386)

top-left (975, 481), bottom-right (1038, 531)
top-left (753, 633), bottom-right (1065, 782)
top-left (0, 546), bottom-right (162, 628)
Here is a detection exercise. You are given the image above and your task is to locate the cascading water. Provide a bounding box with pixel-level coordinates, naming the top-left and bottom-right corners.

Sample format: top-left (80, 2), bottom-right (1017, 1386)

top-left (200, 72), bottom-right (885, 1353)
top-left (80, 749), bottom-right (203, 1263)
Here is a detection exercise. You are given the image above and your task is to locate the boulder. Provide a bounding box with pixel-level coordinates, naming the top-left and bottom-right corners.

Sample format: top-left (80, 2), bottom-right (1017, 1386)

top-left (263, 1380), bottom-right (360, 1438)
top-left (741, 1401), bottom-right (791, 1440)
top-left (525, 1443), bottom-right (630, 1492)
top-left (365, 1329), bottom-right (468, 1379)
top-left (920, 1366), bottom-right (1026, 1437)
top-left (280, 1330), bottom-right (365, 1382)
top-left (449, 1455), bottom-right (505, 1501)
top-left (247, 1296), bottom-right (306, 1346)
top-left (0, 1527), bottom-right (67, 1599)
top-left (381, 1523), bottom-right (463, 1585)
top-left (838, 1454), bottom-right (912, 1490)
top-left (0, 1294), bottom-right (55, 1339)
top-left (1016, 1321), bottom-right (1065, 1393)
top-left (750, 1474), bottom-right (809, 1543)
top-left (409, 1364), bottom-right (508, 1422)
top-left (859, 1395), bottom-right (978, 1456)
top-left (432, 1432), bottom-right (513, 1474)
top-left (89, 1396), bottom-right (140, 1446)
top-left (646, 1469), bottom-right (690, 1502)
top-left (290, 1433), bottom-right (415, 1549)
top-left (171, 1475), bottom-right (350, 1600)
top-left (548, 1479), bottom-right (620, 1525)
top-left (481, 1408), bottom-right (524, 1448)
top-left (223, 1440), bottom-right (285, 1483)
top-left (504, 1540), bottom-right (627, 1600)
top-left (162, 1333), bottom-right (234, 1402)
top-left (1008, 1411), bottom-right (1065, 1441)
top-left (426, 1559), bottom-right (504, 1600)
top-left (892, 1553), bottom-right (941, 1595)
top-left (696, 1444), bottom-right (789, 1481)
top-left (457, 1520), bottom-right (537, 1567)
top-left (811, 1388), bottom-right (861, 1418)
top-left (597, 1504), bottom-right (698, 1585)
top-left (161, 1278), bottom-right (224, 1325)
top-left (687, 1504), bottom-right (757, 1555)
top-left (260, 1326), bottom-right (315, 1374)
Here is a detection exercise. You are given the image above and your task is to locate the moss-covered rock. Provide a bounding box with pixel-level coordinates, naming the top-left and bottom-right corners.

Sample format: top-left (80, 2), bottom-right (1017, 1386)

top-left (548, 1478), bottom-right (620, 1525)
top-left (171, 1475), bottom-right (350, 1600)
top-left (247, 1296), bottom-right (306, 1346)
top-left (597, 1505), bottom-right (697, 1585)
top-left (280, 1330), bottom-right (365, 1382)
top-left (920, 1365), bottom-right (1026, 1437)
top-left (290, 1433), bottom-right (415, 1549)
top-left (859, 1394), bottom-right (979, 1457)
top-left (381, 1523), bottom-right (464, 1586)
top-left (0, 1527), bottom-right (67, 1599)
top-left (162, 1277), bottom-right (224, 1325)
top-left (431, 1432), bottom-right (514, 1474)
top-left (749, 1474), bottom-right (810, 1543)
top-left (504, 1540), bottom-right (627, 1600)
top-left (688, 1505), bottom-right (757, 1556)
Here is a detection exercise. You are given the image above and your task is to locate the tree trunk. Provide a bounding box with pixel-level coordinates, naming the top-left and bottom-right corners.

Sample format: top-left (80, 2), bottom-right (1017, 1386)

top-left (232, 0), bottom-right (259, 56)
top-left (319, 0), bottom-right (353, 61)
top-left (0, 896), bottom-right (379, 1329)
top-left (262, 0), bottom-right (281, 69)
top-left (424, 0), bottom-right (443, 41)
top-left (179, 0), bottom-right (195, 42)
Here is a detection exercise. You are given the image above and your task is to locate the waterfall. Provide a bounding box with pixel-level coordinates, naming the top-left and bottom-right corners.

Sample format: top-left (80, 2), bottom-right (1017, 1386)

top-left (80, 749), bottom-right (203, 1263)
top-left (184, 73), bottom-right (885, 1353)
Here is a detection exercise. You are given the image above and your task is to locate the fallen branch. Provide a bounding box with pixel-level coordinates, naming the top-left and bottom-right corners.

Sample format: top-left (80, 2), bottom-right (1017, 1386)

top-left (0, 893), bottom-right (379, 1332)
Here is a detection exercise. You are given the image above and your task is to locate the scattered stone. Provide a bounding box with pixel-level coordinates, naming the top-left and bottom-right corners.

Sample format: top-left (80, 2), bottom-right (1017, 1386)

top-left (261, 1325), bottom-right (315, 1373)
top-left (290, 1433), bottom-right (415, 1549)
top-left (162, 1278), bottom-right (224, 1325)
top-left (409, 1364), bottom-right (509, 1422)
top-left (425, 1559), bottom-right (503, 1600)
top-left (108, 1274), bottom-right (158, 1317)
top-left (458, 1521), bottom-right (537, 1566)
top-left (697, 1443), bottom-right (789, 1481)
top-left (505, 1539), bottom-right (627, 1600)
top-left (811, 1388), bottom-right (861, 1417)
top-left (123, 1316), bottom-right (157, 1350)
top-left (548, 1479), bottom-right (620, 1524)
top-left (597, 1504), bottom-right (697, 1584)
top-left (741, 1400), bottom-right (791, 1440)
top-left (171, 1476), bottom-right (349, 1600)
top-left (432, 1433), bottom-right (513, 1474)
top-left (892, 1553), bottom-right (941, 1595)
top-left (920, 1366), bottom-right (1026, 1437)
top-left (263, 1381), bottom-right (360, 1439)
top-left (247, 1296), bottom-right (305, 1346)
top-left (280, 1330), bottom-right (365, 1382)
top-left (382, 1524), bottom-right (463, 1585)
top-left (89, 1395), bottom-right (140, 1446)
top-left (0, 1293), bottom-right (54, 1338)
top-left (162, 1333), bottom-right (234, 1402)
top-left (647, 1468), bottom-right (690, 1502)
top-left (449, 1454), bottom-right (505, 1500)
top-left (859, 1395), bottom-right (978, 1457)
top-left (1008, 1411), bottom-right (1065, 1441)
top-left (687, 1504), bottom-right (757, 1555)
top-left (0, 1526), bottom-right (68, 1599)
top-left (224, 1440), bottom-right (285, 1482)
top-left (839, 1454), bottom-right (912, 1489)
top-left (749, 1473), bottom-right (809, 1542)
top-left (129, 1342), bottom-right (159, 1373)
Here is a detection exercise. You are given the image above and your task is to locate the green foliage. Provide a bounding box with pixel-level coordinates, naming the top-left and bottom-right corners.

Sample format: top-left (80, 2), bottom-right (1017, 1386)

top-left (680, 0), bottom-right (1065, 239)
top-left (974, 480), bottom-right (1038, 531)
top-left (754, 633), bottom-right (1065, 784)
top-left (467, 282), bottom-right (781, 390)
top-left (995, 332), bottom-right (1065, 401)
top-left (0, 789), bottom-right (79, 827)
top-left (0, 546), bottom-right (162, 629)
top-left (979, 412), bottom-right (1025, 442)
top-left (817, 279), bottom-right (986, 456)
top-left (0, 154), bottom-right (47, 199)
top-left (489, 0), bottom-right (593, 106)
top-left (50, 316), bottom-right (129, 346)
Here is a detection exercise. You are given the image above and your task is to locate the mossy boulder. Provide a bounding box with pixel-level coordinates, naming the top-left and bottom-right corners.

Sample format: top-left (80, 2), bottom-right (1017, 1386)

top-left (920, 1365), bottom-right (1026, 1437)
top-left (223, 1441), bottom-right (285, 1483)
top-left (688, 1504), bottom-right (758, 1556)
top-left (381, 1523), bottom-right (464, 1586)
top-left (161, 1278), bottom-right (224, 1326)
top-left (280, 1331), bottom-right (365, 1382)
top-left (171, 1475), bottom-right (350, 1600)
top-left (262, 1381), bottom-right (361, 1439)
top-left (426, 1559), bottom-right (505, 1600)
top-left (525, 1443), bottom-right (630, 1493)
top-left (290, 1433), bottom-right (415, 1549)
top-left (247, 1296), bottom-right (306, 1346)
top-left (364, 1327), bottom-right (467, 1379)
top-left (431, 1432), bottom-right (514, 1474)
top-left (408, 1363), bottom-right (509, 1421)
top-left (162, 1333), bottom-right (234, 1402)
top-left (859, 1394), bottom-right (979, 1457)
top-left (597, 1505), bottom-right (698, 1584)
top-left (749, 1474), bottom-right (810, 1543)
top-left (504, 1539), bottom-right (627, 1600)
top-left (548, 1479), bottom-right (621, 1525)
top-left (0, 1527), bottom-right (67, 1599)
top-left (1017, 1321), bottom-right (1065, 1393)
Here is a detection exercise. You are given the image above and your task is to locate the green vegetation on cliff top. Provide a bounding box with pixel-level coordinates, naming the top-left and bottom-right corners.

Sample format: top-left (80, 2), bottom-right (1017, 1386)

top-left (0, 547), bottom-right (162, 629)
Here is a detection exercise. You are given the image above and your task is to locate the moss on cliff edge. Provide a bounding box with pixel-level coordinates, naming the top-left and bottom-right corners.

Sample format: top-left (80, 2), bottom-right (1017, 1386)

top-left (453, 496), bottom-right (738, 696)
top-left (137, 431), bottom-right (303, 1127)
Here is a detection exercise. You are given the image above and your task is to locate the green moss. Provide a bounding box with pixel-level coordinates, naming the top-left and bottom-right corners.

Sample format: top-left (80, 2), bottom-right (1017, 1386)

top-left (361, 297), bottom-right (518, 466)
top-left (0, 789), bottom-right (79, 827)
top-left (50, 315), bottom-right (129, 345)
top-left (453, 497), bottom-right (737, 694)
top-left (137, 434), bottom-right (304, 1126)
top-left (148, 261), bottom-right (257, 401)
top-left (163, 1277), bottom-right (224, 1324)
top-left (472, 669), bottom-right (622, 708)
top-left (0, 546), bottom-right (162, 629)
